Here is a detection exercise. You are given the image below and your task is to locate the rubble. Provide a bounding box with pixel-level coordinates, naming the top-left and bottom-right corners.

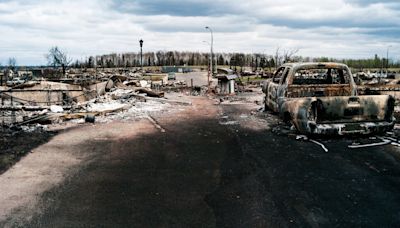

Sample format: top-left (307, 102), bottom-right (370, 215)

top-left (50, 105), bottom-right (64, 113)
top-left (0, 71), bottom-right (194, 131)
top-left (2, 65), bottom-right (400, 146)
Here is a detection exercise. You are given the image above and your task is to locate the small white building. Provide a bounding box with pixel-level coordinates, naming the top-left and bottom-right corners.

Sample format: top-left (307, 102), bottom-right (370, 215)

top-left (216, 74), bottom-right (237, 95)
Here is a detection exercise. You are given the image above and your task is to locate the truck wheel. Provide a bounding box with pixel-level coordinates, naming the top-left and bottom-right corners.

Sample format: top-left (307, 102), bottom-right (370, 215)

top-left (263, 96), bottom-right (271, 112)
top-left (283, 112), bottom-right (292, 125)
top-left (264, 103), bottom-right (271, 112)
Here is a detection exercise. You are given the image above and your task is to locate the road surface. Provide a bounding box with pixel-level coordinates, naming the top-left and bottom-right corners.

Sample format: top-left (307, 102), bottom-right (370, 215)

top-left (1, 94), bottom-right (400, 227)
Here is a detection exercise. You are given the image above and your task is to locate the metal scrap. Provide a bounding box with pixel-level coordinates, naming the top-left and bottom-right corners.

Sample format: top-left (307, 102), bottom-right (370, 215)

top-left (295, 135), bottom-right (328, 152)
top-left (348, 137), bottom-right (391, 149)
top-left (309, 139), bottom-right (329, 153)
top-left (146, 115), bottom-right (166, 133)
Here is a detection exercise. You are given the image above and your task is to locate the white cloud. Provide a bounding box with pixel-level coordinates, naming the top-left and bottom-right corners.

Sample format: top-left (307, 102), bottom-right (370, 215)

top-left (0, 0), bottom-right (399, 65)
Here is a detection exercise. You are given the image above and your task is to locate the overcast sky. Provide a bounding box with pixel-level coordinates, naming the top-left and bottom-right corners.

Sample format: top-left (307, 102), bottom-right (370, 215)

top-left (0, 0), bottom-right (399, 65)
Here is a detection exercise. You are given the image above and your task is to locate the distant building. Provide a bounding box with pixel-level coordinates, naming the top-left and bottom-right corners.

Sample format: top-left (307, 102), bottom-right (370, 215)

top-left (17, 70), bottom-right (33, 79)
top-left (161, 66), bottom-right (192, 73)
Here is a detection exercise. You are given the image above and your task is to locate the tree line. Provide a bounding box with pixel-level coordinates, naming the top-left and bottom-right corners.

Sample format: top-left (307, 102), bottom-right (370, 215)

top-left (2, 47), bottom-right (400, 72)
top-left (74, 50), bottom-right (400, 71)
top-left (73, 51), bottom-right (279, 71)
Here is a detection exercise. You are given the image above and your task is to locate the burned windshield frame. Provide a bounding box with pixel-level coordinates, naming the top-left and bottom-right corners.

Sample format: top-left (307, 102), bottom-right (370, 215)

top-left (292, 68), bottom-right (350, 85)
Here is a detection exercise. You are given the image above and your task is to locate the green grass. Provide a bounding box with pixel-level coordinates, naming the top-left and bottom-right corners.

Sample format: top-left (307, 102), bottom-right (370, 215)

top-left (236, 75), bottom-right (265, 82)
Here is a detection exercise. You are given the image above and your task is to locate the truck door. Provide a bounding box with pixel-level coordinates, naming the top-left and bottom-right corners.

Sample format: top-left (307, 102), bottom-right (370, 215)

top-left (268, 67), bottom-right (286, 112)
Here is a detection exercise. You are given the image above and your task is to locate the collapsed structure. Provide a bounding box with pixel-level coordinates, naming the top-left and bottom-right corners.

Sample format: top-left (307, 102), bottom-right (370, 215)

top-left (1, 64), bottom-right (400, 135)
top-left (0, 68), bottom-right (192, 129)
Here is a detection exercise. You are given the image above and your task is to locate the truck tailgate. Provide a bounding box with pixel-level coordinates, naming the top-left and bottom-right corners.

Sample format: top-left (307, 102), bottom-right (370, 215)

top-left (313, 95), bottom-right (394, 123)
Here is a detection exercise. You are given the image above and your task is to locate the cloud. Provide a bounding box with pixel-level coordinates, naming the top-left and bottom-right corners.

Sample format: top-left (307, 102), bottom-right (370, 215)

top-left (0, 0), bottom-right (399, 65)
top-left (345, 0), bottom-right (399, 5)
top-left (112, 0), bottom-right (228, 17)
top-left (138, 15), bottom-right (255, 33)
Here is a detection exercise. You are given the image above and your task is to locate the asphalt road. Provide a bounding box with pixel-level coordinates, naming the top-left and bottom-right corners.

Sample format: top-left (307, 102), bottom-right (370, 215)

top-left (212, 101), bottom-right (400, 227)
top-left (1, 95), bottom-right (400, 227)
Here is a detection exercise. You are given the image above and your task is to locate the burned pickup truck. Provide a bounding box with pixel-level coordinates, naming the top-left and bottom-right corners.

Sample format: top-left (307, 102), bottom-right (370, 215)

top-left (263, 62), bottom-right (395, 135)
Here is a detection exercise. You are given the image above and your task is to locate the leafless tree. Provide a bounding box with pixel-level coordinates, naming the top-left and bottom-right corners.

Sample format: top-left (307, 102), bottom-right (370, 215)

top-left (283, 48), bottom-right (299, 63)
top-left (274, 47), bottom-right (300, 67)
top-left (8, 57), bottom-right (16, 71)
top-left (46, 46), bottom-right (72, 75)
top-left (274, 47), bottom-right (281, 68)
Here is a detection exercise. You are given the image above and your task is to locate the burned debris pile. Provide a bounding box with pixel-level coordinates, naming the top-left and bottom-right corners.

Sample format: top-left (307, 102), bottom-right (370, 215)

top-left (0, 69), bottom-right (194, 131)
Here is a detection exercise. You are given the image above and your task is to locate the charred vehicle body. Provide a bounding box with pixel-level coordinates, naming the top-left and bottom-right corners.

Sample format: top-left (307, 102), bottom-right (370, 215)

top-left (263, 62), bottom-right (395, 135)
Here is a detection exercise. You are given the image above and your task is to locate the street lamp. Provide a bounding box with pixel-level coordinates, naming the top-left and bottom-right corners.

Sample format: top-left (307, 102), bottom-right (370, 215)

top-left (205, 26), bottom-right (214, 76)
top-left (387, 45), bottom-right (392, 76)
top-left (139, 39), bottom-right (143, 73)
top-left (202, 40), bottom-right (211, 89)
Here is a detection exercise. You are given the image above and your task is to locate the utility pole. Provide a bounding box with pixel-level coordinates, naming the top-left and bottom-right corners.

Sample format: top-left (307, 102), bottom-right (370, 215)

top-left (205, 26), bottom-right (214, 76)
top-left (387, 45), bottom-right (392, 76)
top-left (202, 40), bottom-right (211, 89)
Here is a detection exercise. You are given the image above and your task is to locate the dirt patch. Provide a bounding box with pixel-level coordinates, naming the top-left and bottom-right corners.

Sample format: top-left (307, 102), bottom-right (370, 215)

top-left (0, 128), bottom-right (56, 175)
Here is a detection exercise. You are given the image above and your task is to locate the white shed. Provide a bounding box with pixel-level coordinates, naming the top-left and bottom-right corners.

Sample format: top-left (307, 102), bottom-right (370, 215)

top-left (216, 74), bottom-right (237, 95)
